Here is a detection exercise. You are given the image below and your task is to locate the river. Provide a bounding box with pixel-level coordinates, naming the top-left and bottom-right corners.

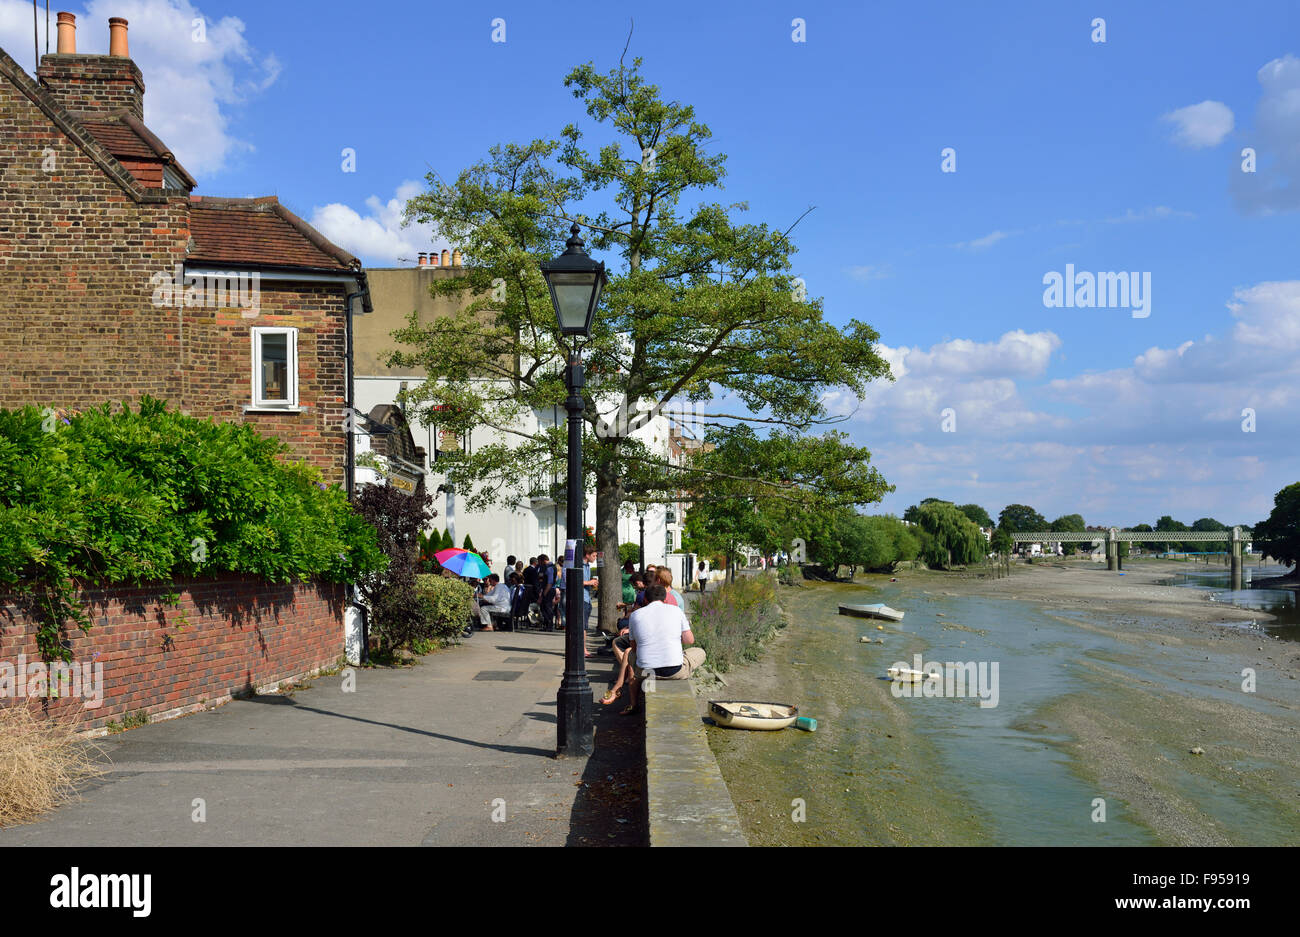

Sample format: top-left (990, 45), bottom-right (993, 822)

top-left (706, 566), bottom-right (1300, 846)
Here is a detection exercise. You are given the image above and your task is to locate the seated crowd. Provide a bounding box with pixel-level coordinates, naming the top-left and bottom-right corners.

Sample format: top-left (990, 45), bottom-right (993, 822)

top-left (454, 549), bottom-right (707, 709)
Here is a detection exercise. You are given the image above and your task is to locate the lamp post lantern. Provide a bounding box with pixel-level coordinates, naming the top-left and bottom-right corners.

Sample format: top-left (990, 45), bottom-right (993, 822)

top-left (541, 223), bottom-right (606, 758)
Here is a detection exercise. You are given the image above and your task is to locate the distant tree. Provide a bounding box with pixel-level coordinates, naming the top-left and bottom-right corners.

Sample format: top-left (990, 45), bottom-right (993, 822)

top-left (462, 533), bottom-right (478, 553)
top-left (1254, 482), bottom-right (1300, 569)
top-left (998, 504), bottom-right (1048, 532)
top-left (1050, 513), bottom-right (1086, 555)
top-left (990, 527), bottom-right (1013, 556)
top-left (903, 497), bottom-right (950, 525)
top-left (1155, 514), bottom-right (1192, 553)
top-left (916, 502), bottom-right (984, 569)
top-left (1192, 517), bottom-right (1228, 531)
top-left (957, 503), bottom-right (993, 528)
top-left (862, 515), bottom-right (920, 571)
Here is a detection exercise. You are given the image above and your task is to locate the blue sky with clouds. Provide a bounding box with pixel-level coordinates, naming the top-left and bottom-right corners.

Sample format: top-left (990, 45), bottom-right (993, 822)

top-left (4, 0), bottom-right (1298, 527)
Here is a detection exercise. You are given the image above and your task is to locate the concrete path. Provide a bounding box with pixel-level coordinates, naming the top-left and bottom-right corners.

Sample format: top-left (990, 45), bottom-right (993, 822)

top-left (0, 627), bottom-right (646, 847)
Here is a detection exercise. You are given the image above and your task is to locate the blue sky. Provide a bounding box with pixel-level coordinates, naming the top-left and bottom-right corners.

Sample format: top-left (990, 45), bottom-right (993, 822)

top-left (4, 0), bottom-right (1298, 527)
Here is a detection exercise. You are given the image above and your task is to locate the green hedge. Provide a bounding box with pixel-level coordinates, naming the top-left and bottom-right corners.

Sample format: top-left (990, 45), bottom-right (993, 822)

top-left (414, 574), bottom-right (475, 648)
top-left (0, 398), bottom-right (387, 659)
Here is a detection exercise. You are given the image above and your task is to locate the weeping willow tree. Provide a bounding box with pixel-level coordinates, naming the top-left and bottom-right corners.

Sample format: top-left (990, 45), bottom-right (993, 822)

top-left (916, 501), bottom-right (985, 569)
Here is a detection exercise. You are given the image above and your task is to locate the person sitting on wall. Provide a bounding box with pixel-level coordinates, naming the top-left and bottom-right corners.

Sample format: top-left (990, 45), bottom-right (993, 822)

top-left (656, 567), bottom-right (685, 608)
top-left (614, 583), bottom-right (706, 714)
top-left (601, 573), bottom-right (648, 705)
top-left (476, 574), bottom-right (511, 630)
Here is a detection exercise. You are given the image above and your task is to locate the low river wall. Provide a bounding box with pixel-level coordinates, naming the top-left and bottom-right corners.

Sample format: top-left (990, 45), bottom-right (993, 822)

top-left (643, 678), bottom-right (748, 846)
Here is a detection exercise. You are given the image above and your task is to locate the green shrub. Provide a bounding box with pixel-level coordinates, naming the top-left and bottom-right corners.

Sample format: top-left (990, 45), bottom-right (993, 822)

top-left (618, 542), bottom-right (641, 565)
top-left (415, 574), bottom-right (474, 647)
top-left (0, 398), bottom-right (386, 659)
top-left (690, 575), bottom-right (784, 673)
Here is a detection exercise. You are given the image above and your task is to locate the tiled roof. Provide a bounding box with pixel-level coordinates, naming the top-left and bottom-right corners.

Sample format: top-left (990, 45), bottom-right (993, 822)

top-left (72, 111), bottom-right (196, 189)
top-left (188, 197), bottom-right (359, 272)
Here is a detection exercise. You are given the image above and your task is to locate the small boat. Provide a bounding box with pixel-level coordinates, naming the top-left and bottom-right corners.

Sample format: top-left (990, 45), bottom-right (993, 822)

top-left (886, 666), bottom-right (936, 683)
top-left (709, 700), bottom-right (799, 731)
top-left (839, 603), bottom-right (905, 622)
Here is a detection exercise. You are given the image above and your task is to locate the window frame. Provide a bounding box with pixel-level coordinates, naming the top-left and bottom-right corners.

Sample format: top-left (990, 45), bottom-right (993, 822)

top-left (250, 326), bottom-right (299, 410)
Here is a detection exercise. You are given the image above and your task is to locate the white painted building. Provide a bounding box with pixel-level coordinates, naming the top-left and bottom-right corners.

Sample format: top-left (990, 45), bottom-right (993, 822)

top-left (353, 266), bottom-right (676, 569)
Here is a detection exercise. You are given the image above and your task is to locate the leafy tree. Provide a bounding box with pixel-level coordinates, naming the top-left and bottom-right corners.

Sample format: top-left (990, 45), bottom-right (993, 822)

top-left (957, 503), bottom-right (993, 529)
top-left (1130, 522), bottom-right (1156, 553)
top-left (1050, 513), bottom-right (1086, 555)
top-left (903, 497), bottom-right (951, 524)
top-left (1155, 514), bottom-right (1193, 553)
top-left (356, 483), bottom-right (436, 651)
top-left (1254, 482), bottom-right (1300, 569)
top-left (990, 527), bottom-right (1013, 556)
top-left (998, 504), bottom-right (1048, 532)
top-left (394, 56), bottom-right (892, 633)
top-left (916, 501), bottom-right (984, 569)
top-left (618, 541), bottom-right (641, 565)
top-left (859, 515), bottom-right (919, 571)
top-left (462, 533), bottom-right (477, 553)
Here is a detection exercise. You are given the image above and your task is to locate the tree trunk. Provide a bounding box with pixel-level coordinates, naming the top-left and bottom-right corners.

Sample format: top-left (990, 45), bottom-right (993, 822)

top-left (595, 460), bottom-right (623, 637)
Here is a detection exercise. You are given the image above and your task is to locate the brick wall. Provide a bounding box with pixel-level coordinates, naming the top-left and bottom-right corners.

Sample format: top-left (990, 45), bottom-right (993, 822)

top-left (37, 54), bottom-right (144, 119)
top-left (0, 576), bottom-right (345, 730)
top-left (0, 54), bottom-right (349, 485)
top-left (180, 282), bottom-right (349, 485)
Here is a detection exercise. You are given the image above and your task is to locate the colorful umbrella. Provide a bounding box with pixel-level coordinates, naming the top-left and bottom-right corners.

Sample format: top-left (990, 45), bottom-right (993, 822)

top-left (434, 548), bottom-right (490, 579)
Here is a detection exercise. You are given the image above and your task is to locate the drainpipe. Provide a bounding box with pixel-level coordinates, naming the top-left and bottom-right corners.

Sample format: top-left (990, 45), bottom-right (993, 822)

top-left (345, 273), bottom-right (372, 662)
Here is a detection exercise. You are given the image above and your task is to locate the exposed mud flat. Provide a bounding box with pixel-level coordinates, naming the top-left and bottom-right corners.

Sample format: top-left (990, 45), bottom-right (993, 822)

top-left (706, 562), bottom-right (1300, 846)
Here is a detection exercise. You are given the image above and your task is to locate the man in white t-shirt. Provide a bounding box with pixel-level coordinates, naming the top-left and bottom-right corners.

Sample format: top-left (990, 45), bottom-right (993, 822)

top-left (620, 584), bottom-right (706, 713)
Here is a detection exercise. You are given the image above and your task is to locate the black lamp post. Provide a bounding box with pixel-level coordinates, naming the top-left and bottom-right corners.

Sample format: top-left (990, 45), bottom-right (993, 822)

top-left (541, 223), bottom-right (606, 758)
top-left (636, 501), bottom-right (647, 574)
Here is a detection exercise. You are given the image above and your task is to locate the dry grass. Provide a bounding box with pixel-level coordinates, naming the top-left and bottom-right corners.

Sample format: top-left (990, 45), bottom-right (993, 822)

top-left (0, 706), bottom-right (104, 828)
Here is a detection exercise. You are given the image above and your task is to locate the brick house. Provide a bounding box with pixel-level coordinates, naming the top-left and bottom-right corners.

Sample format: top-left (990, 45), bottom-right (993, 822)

top-left (0, 15), bottom-right (377, 725)
top-left (0, 13), bottom-right (371, 486)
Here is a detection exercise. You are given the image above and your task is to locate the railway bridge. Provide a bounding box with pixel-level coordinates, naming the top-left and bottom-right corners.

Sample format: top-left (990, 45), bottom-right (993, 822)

top-left (1010, 527), bottom-right (1252, 589)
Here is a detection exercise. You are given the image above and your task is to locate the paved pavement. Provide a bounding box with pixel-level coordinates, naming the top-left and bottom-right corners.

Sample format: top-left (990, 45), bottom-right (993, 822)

top-left (0, 626), bottom-right (646, 847)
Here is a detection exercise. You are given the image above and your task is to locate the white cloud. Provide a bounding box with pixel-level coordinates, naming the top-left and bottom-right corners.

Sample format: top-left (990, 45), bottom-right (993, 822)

top-left (1103, 205), bottom-right (1195, 223)
top-left (1161, 100), bottom-right (1234, 148)
top-left (310, 180), bottom-right (447, 266)
top-left (850, 284), bottom-right (1300, 523)
top-left (1234, 54), bottom-right (1300, 213)
top-left (954, 229), bottom-right (1014, 250)
top-left (0, 0), bottom-right (279, 177)
top-left (846, 264), bottom-right (890, 281)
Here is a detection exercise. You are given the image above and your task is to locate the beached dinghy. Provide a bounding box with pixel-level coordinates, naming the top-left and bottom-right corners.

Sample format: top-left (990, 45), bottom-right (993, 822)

top-left (886, 666), bottom-right (935, 683)
top-left (709, 700), bottom-right (799, 731)
top-left (839, 603), bottom-right (905, 622)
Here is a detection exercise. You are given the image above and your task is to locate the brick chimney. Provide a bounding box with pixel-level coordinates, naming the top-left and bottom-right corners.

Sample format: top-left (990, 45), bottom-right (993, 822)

top-left (37, 14), bottom-right (145, 120)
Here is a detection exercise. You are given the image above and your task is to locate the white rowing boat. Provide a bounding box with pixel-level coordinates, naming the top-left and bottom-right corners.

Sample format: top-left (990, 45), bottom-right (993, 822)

top-left (886, 666), bottom-right (937, 683)
top-left (709, 700), bottom-right (799, 731)
top-left (839, 602), bottom-right (905, 622)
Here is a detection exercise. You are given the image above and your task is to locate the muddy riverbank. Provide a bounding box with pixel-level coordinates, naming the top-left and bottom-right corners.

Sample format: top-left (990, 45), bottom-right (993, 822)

top-left (704, 560), bottom-right (1300, 846)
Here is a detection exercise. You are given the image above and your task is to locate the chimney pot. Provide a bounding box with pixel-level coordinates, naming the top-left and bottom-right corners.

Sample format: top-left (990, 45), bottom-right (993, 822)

top-left (441, 249), bottom-right (450, 266)
top-left (108, 17), bottom-right (129, 57)
top-left (418, 252), bottom-right (427, 266)
top-left (452, 249), bottom-right (463, 266)
top-left (56, 12), bottom-right (76, 54)
top-left (429, 252), bottom-right (440, 266)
